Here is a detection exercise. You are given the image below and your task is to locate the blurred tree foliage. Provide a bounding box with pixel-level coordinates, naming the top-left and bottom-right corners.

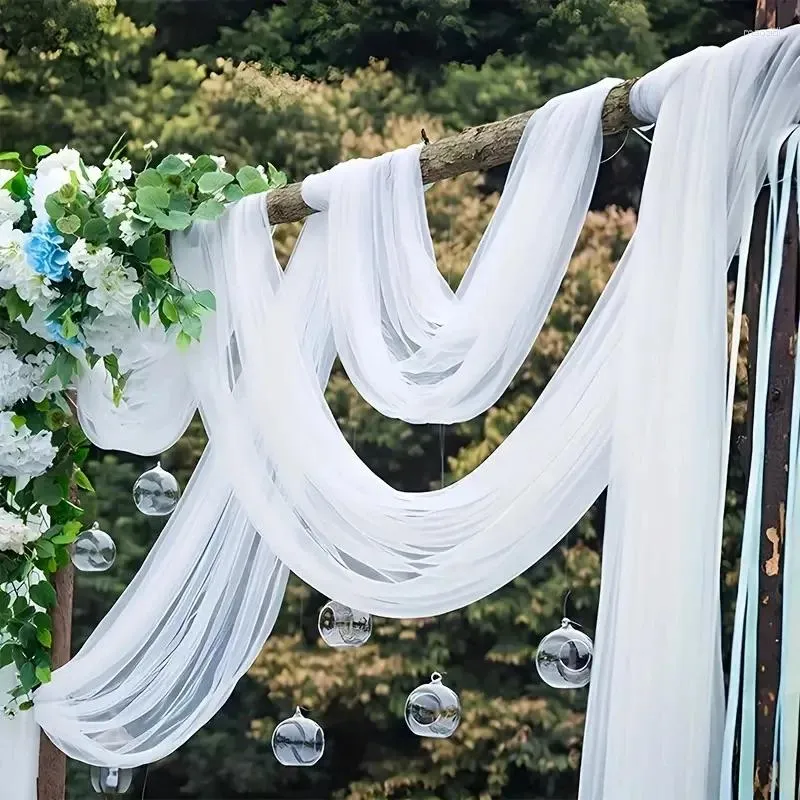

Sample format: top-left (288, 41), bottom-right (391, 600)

top-left (0, 1), bottom-right (749, 797)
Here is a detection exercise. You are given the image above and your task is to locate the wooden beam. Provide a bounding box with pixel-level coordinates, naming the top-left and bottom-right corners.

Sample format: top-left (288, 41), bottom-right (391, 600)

top-left (36, 561), bottom-right (73, 800)
top-left (265, 78), bottom-right (643, 225)
top-left (749, 4), bottom-right (800, 798)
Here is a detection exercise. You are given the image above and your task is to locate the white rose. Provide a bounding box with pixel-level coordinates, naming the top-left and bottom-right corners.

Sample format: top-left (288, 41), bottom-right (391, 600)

top-left (0, 169), bottom-right (16, 188)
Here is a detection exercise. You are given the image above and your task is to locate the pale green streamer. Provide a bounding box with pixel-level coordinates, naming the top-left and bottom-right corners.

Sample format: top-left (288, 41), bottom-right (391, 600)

top-left (775, 127), bottom-right (800, 799)
top-left (721, 128), bottom-right (800, 799)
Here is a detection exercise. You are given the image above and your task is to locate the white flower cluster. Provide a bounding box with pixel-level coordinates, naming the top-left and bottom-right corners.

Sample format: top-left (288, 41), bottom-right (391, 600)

top-left (68, 239), bottom-right (141, 317)
top-left (0, 347), bottom-right (60, 408)
top-left (0, 169), bottom-right (25, 225)
top-left (29, 147), bottom-right (96, 219)
top-left (0, 412), bottom-right (56, 478)
top-left (0, 220), bottom-right (57, 306)
top-left (0, 508), bottom-right (43, 554)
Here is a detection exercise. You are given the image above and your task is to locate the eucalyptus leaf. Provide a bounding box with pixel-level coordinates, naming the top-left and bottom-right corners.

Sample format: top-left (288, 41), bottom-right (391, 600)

top-left (32, 477), bottom-right (64, 507)
top-left (182, 314), bottom-right (202, 340)
top-left (55, 215), bottom-right (80, 235)
top-left (32, 145), bottom-right (52, 157)
top-left (156, 154), bottom-right (189, 176)
top-left (82, 218), bottom-right (109, 243)
top-left (135, 169), bottom-right (164, 188)
top-left (176, 330), bottom-right (192, 350)
top-left (44, 195), bottom-right (65, 221)
top-left (193, 199), bottom-right (225, 221)
top-left (223, 184), bottom-right (245, 203)
top-left (149, 257), bottom-right (172, 276)
top-left (136, 185), bottom-right (170, 210)
top-left (197, 171), bottom-right (234, 195)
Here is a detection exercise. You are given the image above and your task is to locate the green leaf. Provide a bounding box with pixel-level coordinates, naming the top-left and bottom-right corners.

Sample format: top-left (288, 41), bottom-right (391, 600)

top-left (18, 700), bottom-right (34, 711)
top-left (190, 155), bottom-right (218, 175)
top-left (36, 629), bottom-right (52, 649)
top-left (29, 581), bottom-right (57, 610)
top-left (9, 170), bottom-right (29, 199)
top-left (176, 330), bottom-right (192, 350)
top-left (32, 145), bottom-right (52, 157)
top-left (60, 314), bottom-right (79, 341)
top-left (223, 184), bottom-right (245, 203)
top-left (5, 288), bottom-right (32, 322)
top-left (156, 155), bottom-right (189, 176)
top-left (12, 597), bottom-right (29, 617)
top-left (32, 611), bottom-right (51, 630)
top-left (0, 151), bottom-right (20, 161)
top-left (149, 232), bottom-right (167, 258)
top-left (57, 183), bottom-right (77, 203)
top-left (32, 477), bottom-right (65, 507)
top-left (267, 163), bottom-right (288, 188)
top-left (18, 662), bottom-right (36, 691)
top-left (169, 192), bottom-right (192, 213)
top-left (44, 194), bottom-right (65, 221)
top-left (197, 171), bottom-right (234, 195)
top-left (135, 169), bottom-right (164, 188)
top-left (55, 215), bottom-right (80, 235)
top-left (35, 665), bottom-right (51, 684)
top-left (131, 235), bottom-right (151, 263)
top-left (193, 290), bottom-right (216, 311)
top-left (0, 644), bottom-right (13, 669)
top-left (193, 199), bottom-right (225, 221)
top-left (73, 467), bottom-right (94, 492)
top-left (35, 539), bottom-right (55, 559)
top-left (10, 414), bottom-right (25, 429)
top-left (136, 185), bottom-right (170, 210)
top-left (149, 257), bottom-right (172, 276)
top-left (160, 296), bottom-right (179, 323)
top-left (82, 218), bottom-right (109, 244)
top-left (151, 209), bottom-right (193, 231)
top-left (182, 314), bottom-right (202, 340)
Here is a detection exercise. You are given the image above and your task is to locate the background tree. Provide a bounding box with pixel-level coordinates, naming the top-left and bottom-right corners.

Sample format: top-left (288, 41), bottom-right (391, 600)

top-left (0, 1), bottom-right (748, 797)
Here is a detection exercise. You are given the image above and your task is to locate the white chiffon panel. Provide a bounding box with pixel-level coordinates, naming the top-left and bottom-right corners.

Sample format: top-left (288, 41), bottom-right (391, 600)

top-left (301, 77), bottom-right (621, 423)
top-left (26, 28), bottom-right (800, 800)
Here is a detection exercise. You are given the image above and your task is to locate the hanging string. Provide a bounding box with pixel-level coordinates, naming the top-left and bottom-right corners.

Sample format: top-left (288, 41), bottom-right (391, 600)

top-left (599, 129), bottom-right (631, 164)
top-left (139, 764), bottom-right (150, 799)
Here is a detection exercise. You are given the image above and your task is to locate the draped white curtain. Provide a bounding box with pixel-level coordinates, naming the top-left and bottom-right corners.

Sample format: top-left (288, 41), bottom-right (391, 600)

top-left (2, 27), bottom-right (797, 800)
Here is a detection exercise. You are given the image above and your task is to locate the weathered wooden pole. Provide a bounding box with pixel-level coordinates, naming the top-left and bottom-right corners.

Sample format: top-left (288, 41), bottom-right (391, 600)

top-left (749, 3), bottom-right (800, 798)
top-left (37, 562), bottom-right (73, 800)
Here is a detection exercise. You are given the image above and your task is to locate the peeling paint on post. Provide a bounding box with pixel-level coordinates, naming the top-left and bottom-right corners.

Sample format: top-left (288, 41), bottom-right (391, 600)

top-left (745, 143), bottom-right (800, 799)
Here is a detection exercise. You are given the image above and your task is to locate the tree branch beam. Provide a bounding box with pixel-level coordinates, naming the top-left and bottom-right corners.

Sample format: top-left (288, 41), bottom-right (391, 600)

top-left (266, 78), bottom-right (643, 225)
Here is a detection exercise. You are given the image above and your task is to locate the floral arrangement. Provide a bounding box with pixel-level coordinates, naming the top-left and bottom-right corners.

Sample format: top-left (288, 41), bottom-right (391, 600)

top-left (0, 141), bottom-right (286, 708)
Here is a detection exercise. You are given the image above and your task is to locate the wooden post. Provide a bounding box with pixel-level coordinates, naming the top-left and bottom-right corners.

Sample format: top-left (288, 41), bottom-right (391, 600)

top-left (36, 544), bottom-right (75, 799)
top-left (749, 4), bottom-right (800, 797)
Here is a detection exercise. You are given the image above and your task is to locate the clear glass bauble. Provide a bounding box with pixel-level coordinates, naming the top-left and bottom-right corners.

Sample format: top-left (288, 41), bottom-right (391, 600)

top-left (90, 766), bottom-right (134, 794)
top-left (132, 461), bottom-right (180, 517)
top-left (71, 523), bottom-right (116, 573)
top-left (535, 617), bottom-right (593, 689)
top-left (318, 600), bottom-right (372, 648)
top-left (405, 672), bottom-right (461, 738)
top-left (272, 707), bottom-right (325, 767)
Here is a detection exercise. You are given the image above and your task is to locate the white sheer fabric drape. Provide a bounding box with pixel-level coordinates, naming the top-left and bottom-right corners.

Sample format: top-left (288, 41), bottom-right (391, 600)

top-left (15, 28), bottom-right (800, 800)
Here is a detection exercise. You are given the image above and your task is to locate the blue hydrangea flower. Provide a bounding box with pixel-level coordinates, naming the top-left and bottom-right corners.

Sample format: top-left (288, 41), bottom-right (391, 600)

top-left (45, 320), bottom-right (82, 349)
top-left (23, 220), bottom-right (71, 282)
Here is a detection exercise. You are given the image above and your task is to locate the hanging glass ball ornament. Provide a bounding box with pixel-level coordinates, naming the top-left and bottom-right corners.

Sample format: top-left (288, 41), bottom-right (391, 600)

top-left (71, 523), bottom-right (116, 572)
top-left (318, 600), bottom-right (372, 648)
top-left (272, 707), bottom-right (325, 766)
top-left (90, 766), bottom-right (134, 794)
top-left (132, 461), bottom-right (180, 516)
top-left (535, 617), bottom-right (593, 689)
top-left (405, 672), bottom-right (461, 738)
